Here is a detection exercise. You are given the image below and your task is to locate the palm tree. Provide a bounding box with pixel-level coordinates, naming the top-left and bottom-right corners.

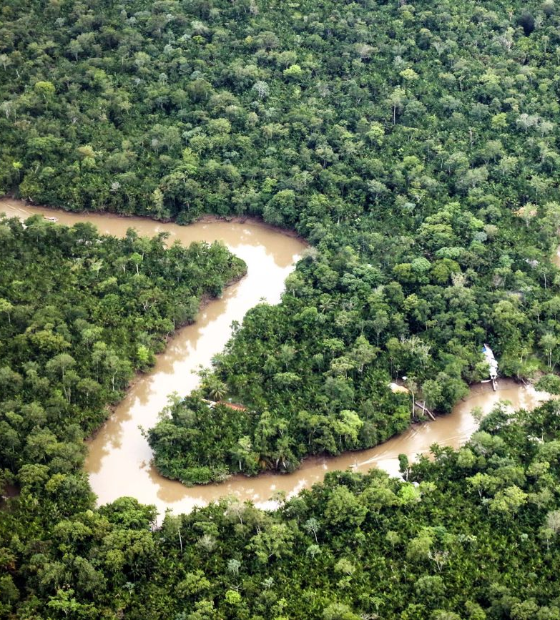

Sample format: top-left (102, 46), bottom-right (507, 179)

top-left (205, 376), bottom-right (227, 401)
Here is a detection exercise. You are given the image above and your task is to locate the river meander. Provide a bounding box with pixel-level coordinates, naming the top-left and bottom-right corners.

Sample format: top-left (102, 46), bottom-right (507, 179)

top-left (0, 198), bottom-right (552, 515)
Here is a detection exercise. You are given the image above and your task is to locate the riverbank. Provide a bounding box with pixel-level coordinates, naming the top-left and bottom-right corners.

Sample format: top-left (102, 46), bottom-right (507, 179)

top-left (0, 198), bottom-right (307, 514)
top-left (151, 378), bottom-right (549, 502)
top-left (84, 268), bottom-right (248, 444)
top-left (0, 197), bottom-right (552, 517)
top-left (0, 196), bottom-right (305, 242)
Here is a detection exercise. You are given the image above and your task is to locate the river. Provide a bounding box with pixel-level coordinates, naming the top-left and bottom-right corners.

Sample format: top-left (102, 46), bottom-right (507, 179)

top-left (0, 198), bottom-right (552, 514)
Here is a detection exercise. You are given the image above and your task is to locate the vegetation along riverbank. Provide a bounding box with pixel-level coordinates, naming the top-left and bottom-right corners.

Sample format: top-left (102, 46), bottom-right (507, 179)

top-left (2, 0), bottom-right (560, 616)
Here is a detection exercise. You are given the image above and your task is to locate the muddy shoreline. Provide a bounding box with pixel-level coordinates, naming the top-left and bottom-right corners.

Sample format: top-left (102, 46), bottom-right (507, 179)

top-left (0, 197), bottom-right (551, 517)
top-left (0, 195), bottom-right (305, 242)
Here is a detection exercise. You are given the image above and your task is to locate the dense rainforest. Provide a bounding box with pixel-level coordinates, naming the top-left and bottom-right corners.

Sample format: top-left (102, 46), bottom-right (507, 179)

top-left (2, 0), bottom-right (560, 616)
top-left (5, 393), bottom-right (560, 618)
top-left (3, 0), bottom-right (560, 479)
top-left (0, 212), bottom-right (245, 502)
top-left (0, 0), bottom-right (551, 479)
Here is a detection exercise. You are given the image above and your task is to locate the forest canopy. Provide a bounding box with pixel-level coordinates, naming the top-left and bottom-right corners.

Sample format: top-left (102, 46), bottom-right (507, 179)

top-left (2, 0), bottom-right (560, 616)
top-left (0, 212), bottom-right (245, 482)
top-left (3, 0), bottom-right (560, 478)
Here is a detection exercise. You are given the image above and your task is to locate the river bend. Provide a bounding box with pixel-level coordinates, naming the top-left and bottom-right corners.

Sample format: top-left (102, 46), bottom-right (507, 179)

top-left (0, 198), bottom-right (551, 515)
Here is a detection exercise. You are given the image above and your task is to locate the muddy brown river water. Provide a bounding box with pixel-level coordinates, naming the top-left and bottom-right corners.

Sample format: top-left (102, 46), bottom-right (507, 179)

top-left (1, 198), bottom-right (554, 515)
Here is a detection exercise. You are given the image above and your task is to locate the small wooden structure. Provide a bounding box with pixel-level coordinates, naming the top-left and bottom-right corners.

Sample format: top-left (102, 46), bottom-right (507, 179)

top-left (217, 401), bottom-right (247, 411)
top-left (389, 383), bottom-right (435, 421)
top-left (202, 398), bottom-right (247, 411)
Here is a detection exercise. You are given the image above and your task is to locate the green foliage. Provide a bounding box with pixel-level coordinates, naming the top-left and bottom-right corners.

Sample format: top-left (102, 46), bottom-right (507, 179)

top-left (2, 0), bottom-right (560, 616)
top-left (0, 213), bottom-right (244, 479)
top-left (6, 400), bottom-right (560, 618)
top-left (3, 0), bottom-right (560, 480)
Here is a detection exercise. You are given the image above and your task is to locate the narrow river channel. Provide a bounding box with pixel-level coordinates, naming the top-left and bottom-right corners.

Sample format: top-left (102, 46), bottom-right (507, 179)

top-left (0, 198), bottom-right (553, 515)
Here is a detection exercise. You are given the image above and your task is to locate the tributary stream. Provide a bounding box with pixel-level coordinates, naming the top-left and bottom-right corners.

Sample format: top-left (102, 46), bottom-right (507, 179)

top-left (0, 198), bottom-right (552, 515)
